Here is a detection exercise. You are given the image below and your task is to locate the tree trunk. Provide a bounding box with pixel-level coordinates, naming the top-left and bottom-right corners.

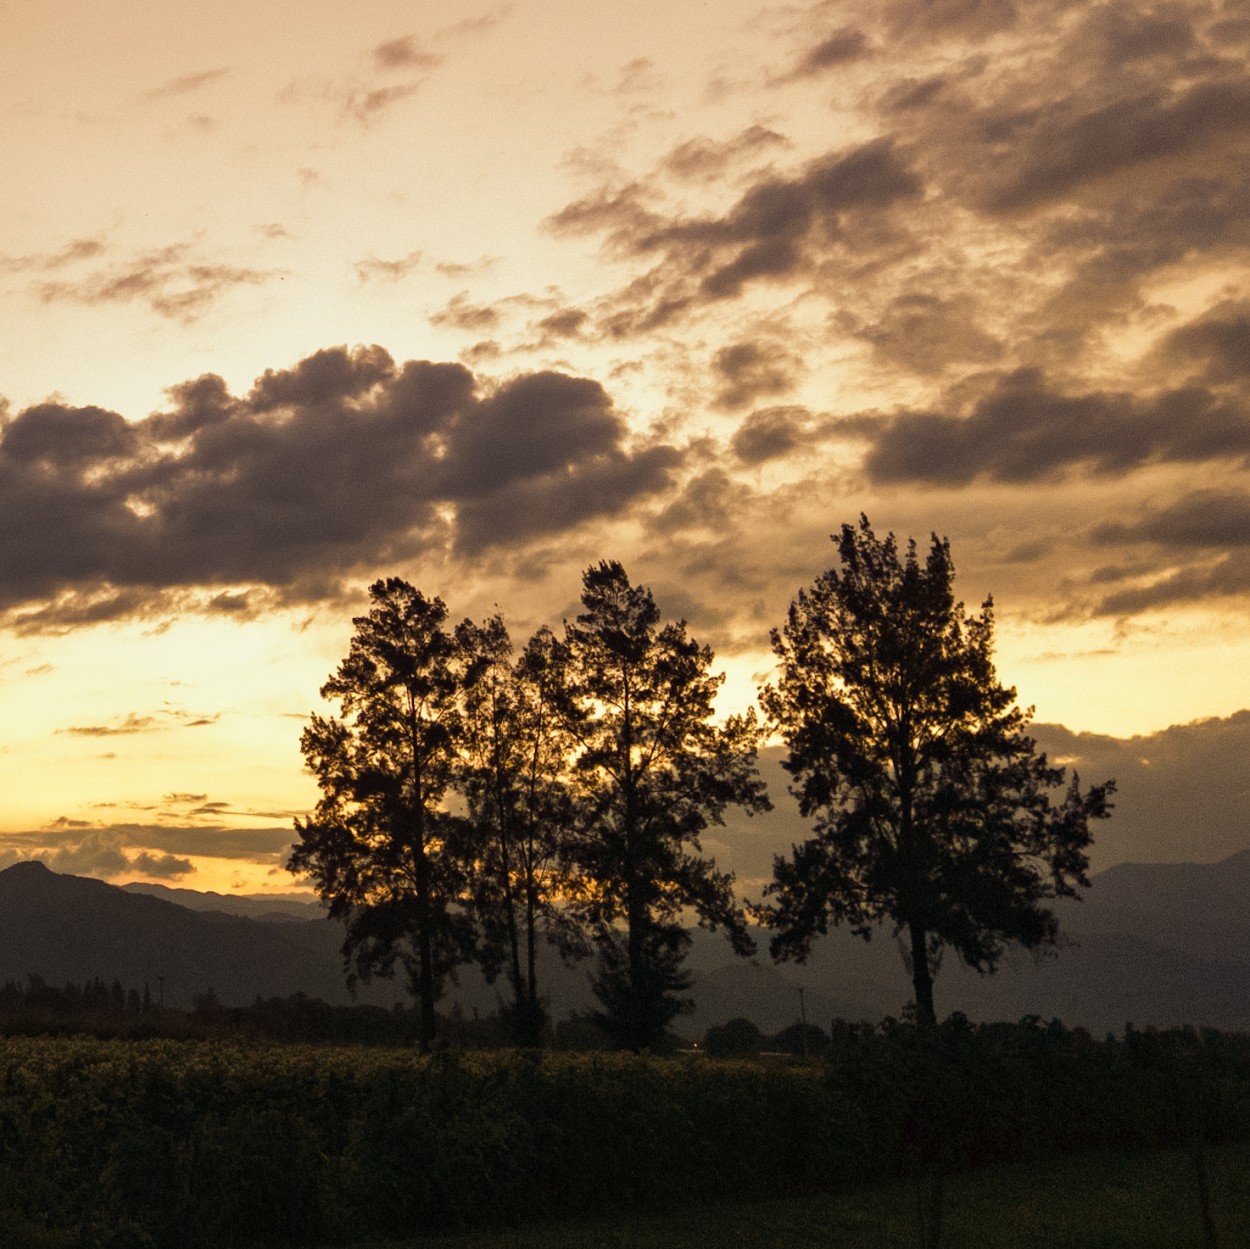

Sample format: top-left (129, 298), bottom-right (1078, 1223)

top-left (909, 922), bottom-right (937, 1029)
top-left (414, 816), bottom-right (437, 1051)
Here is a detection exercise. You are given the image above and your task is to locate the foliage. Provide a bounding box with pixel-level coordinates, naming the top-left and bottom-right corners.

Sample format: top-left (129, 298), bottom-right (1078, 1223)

top-left (760, 516), bottom-right (1115, 1025)
top-left (288, 578), bottom-right (477, 1049)
top-left (559, 561), bottom-right (771, 1050)
top-left (702, 1016), bottom-right (764, 1058)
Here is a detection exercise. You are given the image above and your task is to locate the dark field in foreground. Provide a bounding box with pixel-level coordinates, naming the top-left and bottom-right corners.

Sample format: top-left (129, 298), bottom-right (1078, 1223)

top-left (374, 1141), bottom-right (1250, 1249)
top-left (0, 1025), bottom-right (1246, 1247)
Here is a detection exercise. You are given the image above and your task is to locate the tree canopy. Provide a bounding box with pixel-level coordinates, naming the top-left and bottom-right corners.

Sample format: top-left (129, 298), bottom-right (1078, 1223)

top-left (759, 517), bottom-right (1115, 1027)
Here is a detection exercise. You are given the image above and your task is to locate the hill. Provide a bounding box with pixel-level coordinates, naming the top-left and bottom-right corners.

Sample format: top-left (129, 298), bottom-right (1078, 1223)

top-left (0, 853), bottom-right (1247, 1033)
top-left (0, 861), bottom-right (394, 1009)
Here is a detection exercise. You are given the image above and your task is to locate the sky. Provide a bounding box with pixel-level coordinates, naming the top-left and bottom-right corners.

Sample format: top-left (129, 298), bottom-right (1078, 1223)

top-left (1, 0), bottom-right (1249, 894)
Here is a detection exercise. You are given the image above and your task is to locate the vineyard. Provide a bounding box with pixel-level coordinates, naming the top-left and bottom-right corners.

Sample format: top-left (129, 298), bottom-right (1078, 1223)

top-left (0, 1020), bottom-right (1247, 1248)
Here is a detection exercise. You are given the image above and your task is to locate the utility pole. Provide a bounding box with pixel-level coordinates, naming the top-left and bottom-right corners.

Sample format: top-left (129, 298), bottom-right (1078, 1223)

top-left (798, 986), bottom-right (808, 1059)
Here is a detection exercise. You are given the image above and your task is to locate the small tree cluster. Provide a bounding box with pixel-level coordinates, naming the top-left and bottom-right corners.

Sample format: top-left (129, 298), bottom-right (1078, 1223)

top-left (294, 519), bottom-right (1114, 1047)
top-left (289, 562), bottom-right (769, 1051)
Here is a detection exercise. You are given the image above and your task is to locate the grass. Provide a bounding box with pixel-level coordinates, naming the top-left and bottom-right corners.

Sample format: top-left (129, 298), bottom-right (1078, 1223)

top-left (352, 1139), bottom-right (1250, 1249)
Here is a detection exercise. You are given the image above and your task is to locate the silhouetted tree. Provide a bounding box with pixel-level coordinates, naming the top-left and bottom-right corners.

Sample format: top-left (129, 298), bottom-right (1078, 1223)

top-left (289, 578), bottom-right (476, 1049)
top-left (456, 616), bottom-right (586, 1045)
top-left (760, 517), bottom-right (1114, 1029)
top-left (560, 561), bottom-right (771, 1050)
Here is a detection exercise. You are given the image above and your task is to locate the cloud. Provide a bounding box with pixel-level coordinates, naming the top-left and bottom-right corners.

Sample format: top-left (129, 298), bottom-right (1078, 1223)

top-left (33, 242), bottom-right (283, 322)
top-left (1156, 302), bottom-right (1250, 384)
top-left (59, 714), bottom-right (157, 737)
top-left (0, 347), bottom-right (680, 625)
top-left (659, 127), bottom-right (789, 183)
top-left (547, 137), bottom-right (922, 326)
top-left (430, 292), bottom-right (502, 332)
top-left (975, 81), bottom-right (1250, 215)
top-left (778, 27), bottom-right (870, 82)
top-left (344, 81), bottom-right (422, 123)
top-left (128, 851), bottom-right (195, 878)
top-left (730, 406), bottom-right (812, 465)
top-left (144, 68), bottom-right (230, 101)
top-left (712, 340), bottom-right (802, 410)
top-left (0, 819), bottom-right (301, 881)
top-left (883, 0), bottom-right (1019, 41)
top-left (56, 706), bottom-right (219, 736)
top-left (1, 237), bottom-right (107, 273)
top-left (371, 35), bottom-right (441, 71)
top-left (850, 369), bottom-right (1250, 486)
top-left (1091, 554), bottom-right (1250, 616)
top-left (1031, 714), bottom-right (1250, 865)
top-left (1093, 490), bottom-right (1250, 550)
top-left (849, 292), bottom-right (1004, 376)
top-left (354, 250), bottom-right (423, 283)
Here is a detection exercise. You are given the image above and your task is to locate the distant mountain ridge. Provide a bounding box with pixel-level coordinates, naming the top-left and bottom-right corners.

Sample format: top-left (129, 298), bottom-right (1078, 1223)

top-left (0, 853), bottom-right (1247, 1034)
top-left (121, 881), bottom-right (325, 922)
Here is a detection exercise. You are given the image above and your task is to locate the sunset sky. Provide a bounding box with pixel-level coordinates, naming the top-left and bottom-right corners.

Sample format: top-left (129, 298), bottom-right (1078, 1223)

top-left (2, 0), bottom-right (1249, 894)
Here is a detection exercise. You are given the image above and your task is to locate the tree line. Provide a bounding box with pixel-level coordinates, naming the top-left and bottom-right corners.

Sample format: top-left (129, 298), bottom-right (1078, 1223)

top-left (289, 518), bottom-right (1114, 1051)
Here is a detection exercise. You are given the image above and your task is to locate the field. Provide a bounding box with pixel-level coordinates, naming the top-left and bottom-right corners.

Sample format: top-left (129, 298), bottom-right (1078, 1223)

top-left (383, 1141), bottom-right (1250, 1249)
top-left (0, 1022), bottom-right (1245, 1248)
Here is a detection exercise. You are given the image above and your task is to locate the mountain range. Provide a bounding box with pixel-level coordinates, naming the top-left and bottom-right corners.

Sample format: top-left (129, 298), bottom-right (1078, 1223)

top-left (0, 852), bottom-right (1246, 1036)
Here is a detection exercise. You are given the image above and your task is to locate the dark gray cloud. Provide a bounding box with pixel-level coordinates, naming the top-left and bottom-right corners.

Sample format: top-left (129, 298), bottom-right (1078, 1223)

top-left (795, 27), bottom-right (870, 73)
top-left (851, 369), bottom-right (1250, 485)
top-left (1157, 302), bottom-right (1250, 384)
top-left (730, 406), bottom-right (811, 465)
top-left (850, 292), bottom-right (1004, 375)
top-left (1092, 554), bottom-right (1250, 616)
top-left (534, 307), bottom-right (589, 339)
top-left (1093, 490), bottom-right (1250, 550)
top-left (712, 340), bottom-right (802, 410)
top-left (975, 80), bottom-right (1250, 215)
top-left (0, 347), bottom-right (679, 626)
top-left (127, 851), bottom-right (195, 879)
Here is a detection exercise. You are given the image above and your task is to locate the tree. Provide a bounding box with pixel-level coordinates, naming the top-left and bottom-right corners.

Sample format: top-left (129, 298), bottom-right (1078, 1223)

top-left (560, 560), bottom-right (771, 1050)
top-left (759, 517), bottom-right (1114, 1029)
top-left (456, 615), bottom-right (584, 1046)
top-left (288, 577), bottom-right (475, 1049)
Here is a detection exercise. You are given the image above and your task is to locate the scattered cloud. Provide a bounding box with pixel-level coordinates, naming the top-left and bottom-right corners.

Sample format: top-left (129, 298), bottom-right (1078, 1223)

top-left (144, 68), bottom-right (231, 101)
top-left (59, 714), bottom-right (158, 738)
top-left (547, 137), bottom-right (922, 329)
top-left (354, 250), bottom-right (423, 283)
top-left (371, 35), bottom-right (441, 71)
top-left (31, 241), bottom-right (283, 322)
top-left (343, 81), bottom-right (423, 123)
